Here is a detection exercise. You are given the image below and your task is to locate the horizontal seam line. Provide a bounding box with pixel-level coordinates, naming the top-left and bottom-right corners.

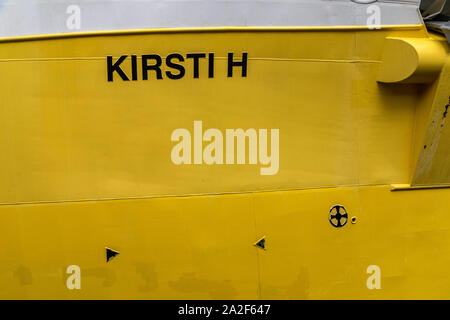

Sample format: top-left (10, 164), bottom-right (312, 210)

top-left (0, 183), bottom-right (408, 207)
top-left (0, 57), bottom-right (380, 63)
top-left (0, 24), bottom-right (425, 43)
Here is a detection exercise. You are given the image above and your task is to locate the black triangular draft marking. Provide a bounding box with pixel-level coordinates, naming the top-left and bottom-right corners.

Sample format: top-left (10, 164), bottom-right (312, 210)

top-left (106, 247), bottom-right (119, 262)
top-left (254, 237), bottom-right (266, 250)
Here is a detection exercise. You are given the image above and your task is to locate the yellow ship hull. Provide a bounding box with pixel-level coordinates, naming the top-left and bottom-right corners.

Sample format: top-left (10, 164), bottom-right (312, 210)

top-left (0, 25), bottom-right (449, 299)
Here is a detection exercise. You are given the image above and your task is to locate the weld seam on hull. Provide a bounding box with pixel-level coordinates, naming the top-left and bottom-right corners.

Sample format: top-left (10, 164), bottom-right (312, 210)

top-left (0, 24), bottom-right (425, 43)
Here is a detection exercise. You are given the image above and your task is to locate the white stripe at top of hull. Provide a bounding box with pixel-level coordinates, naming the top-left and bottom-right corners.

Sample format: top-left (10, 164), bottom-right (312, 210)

top-left (0, 0), bottom-right (422, 38)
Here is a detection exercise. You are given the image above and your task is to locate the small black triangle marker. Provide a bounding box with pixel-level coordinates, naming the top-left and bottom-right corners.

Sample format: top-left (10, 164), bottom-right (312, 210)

top-left (254, 237), bottom-right (266, 250)
top-left (106, 247), bottom-right (119, 262)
